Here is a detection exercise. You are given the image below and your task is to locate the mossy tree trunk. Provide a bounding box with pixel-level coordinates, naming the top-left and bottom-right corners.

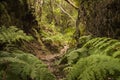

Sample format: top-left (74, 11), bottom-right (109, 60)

top-left (0, 0), bottom-right (38, 34)
top-left (0, 0), bottom-right (49, 53)
top-left (77, 0), bottom-right (120, 38)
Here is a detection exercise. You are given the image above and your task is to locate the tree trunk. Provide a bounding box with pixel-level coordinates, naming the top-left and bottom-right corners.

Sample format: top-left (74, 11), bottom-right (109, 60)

top-left (77, 0), bottom-right (120, 38)
top-left (0, 0), bottom-right (38, 34)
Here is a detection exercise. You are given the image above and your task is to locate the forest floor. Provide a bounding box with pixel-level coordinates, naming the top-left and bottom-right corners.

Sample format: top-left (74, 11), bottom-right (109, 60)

top-left (25, 41), bottom-right (65, 80)
top-left (39, 53), bottom-right (65, 80)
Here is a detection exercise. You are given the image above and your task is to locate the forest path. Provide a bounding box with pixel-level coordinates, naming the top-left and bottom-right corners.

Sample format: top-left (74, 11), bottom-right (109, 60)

top-left (38, 53), bottom-right (65, 80)
top-left (25, 41), bottom-right (65, 79)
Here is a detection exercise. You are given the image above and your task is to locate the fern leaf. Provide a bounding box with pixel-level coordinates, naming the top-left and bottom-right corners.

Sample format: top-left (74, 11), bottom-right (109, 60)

top-left (0, 50), bottom-right (55, 80)
top-left (67, 55), bottom-right (120, 80)
top-left (98, 39), bottom-right (118, 49)
top-left (0, 26), bottom-right (33, 44)
top-left (94, 38), bottom-right (111, 48)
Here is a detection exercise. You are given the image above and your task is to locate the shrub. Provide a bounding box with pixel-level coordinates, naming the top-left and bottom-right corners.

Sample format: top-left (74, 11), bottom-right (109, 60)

top-left (60, 37), bottom-right (120, 80)
top-left (0, 50), bottom-right (55, 80)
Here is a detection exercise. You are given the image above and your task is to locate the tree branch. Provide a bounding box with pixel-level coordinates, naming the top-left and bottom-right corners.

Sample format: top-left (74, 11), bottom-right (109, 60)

top-left (64, 0), bottom-right (79, 10)
top-left (56, 3), bottom-right (76, 22)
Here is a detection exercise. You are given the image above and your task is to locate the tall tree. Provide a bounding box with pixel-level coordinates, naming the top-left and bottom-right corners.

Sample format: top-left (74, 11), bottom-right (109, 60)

top-left (76, 0), bottom-right (120, 38)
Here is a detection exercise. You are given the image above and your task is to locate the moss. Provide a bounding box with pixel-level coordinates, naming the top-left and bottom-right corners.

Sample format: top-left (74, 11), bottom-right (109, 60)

top-left (0, 2), bottom-right (12, 26)
top-left (0, 0), bottom-right (38, 34)
top-left (78, 0), bottom-right (120, 38)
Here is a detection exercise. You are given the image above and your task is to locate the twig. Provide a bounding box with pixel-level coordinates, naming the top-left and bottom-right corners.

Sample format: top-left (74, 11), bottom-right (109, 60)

top-left (64, 0), bottom-right (79, 10)
top-left (56, 3), bottom-right (76, 22)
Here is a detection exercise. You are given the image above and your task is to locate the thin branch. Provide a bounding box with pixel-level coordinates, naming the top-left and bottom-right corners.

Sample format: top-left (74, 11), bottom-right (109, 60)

top-left (64, 0), bottom-right (79, 10)
top-left (56, 3), bottom-right (76, 22)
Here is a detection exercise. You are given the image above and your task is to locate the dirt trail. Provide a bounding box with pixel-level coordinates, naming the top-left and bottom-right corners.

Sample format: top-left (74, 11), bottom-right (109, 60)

top-left (38, 53), bottom-right (65, 80)
top-left (24, 42), bottom-right (65, 79)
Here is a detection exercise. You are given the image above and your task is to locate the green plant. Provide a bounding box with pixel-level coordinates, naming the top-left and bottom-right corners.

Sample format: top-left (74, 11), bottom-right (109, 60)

top-left (63, 37), bottom-right (120, 64)
top-left (0, 26), bottom-right (33, 44)
top-left (0, 26), bottom-right (55, 80)
top-left (40, 23), bottom-right (75, 46)
top-left (59, 37), bottom-right (120, 80)
top-left (59, 35), bottom-right (92, 65)
top-left (83, 37), bottom-right (120, 56)
top-left (59, 47), bottom-right (88, 65)
top-left (0, 50), bottom-right (55, 80)
top-left (67, 54), bottom-right (120, 80)
top-left (77, 35), bottom-right (92, 47)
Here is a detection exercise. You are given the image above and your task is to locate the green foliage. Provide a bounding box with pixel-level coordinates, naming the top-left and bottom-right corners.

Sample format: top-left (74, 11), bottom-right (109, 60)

top-left (59, 37), bottom-right (120, 80)
top-left (41, 23), bottom-right (75, 45)
top-left (59, 35), bottom-right (92, 65)
top-left (39, 0), bottom-right (77, 47)
top-left (59, 47), bottom-right (88, 65)
top-left (0, 26), bottom-right (55, 80)
top-left (0, 50), bottom-right (55, 80)
top-left (41, 24), bottom-right (63, 42)
top-left (78, 35), bottom-right (92, 46)
top-left (64, 37), bottom-right (120, 64)
top-left (83, 37), bottom-right (120, 56)
top-left (67, 55), bottom-right (120, 80)
top-left (0, 26), bottom-right (33, 44)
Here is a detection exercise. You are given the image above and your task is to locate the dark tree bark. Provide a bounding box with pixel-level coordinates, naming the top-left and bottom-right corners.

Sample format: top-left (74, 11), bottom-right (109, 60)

top-left (0, 0), bottom-right (38, 34)
top-left (77, 0), bottom-right (120, 38)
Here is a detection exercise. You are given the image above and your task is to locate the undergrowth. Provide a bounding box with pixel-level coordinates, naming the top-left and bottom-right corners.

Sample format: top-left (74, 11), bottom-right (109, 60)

top-left (0, 26), bottom-right (55, 80)
top-left (59, 37), bottom-right (120, 80)
top-left (0, 26), bottom-right (33, 46)
top-left (40, 22), bottom-right (75, 46)
top-left (0, 50), bottom-right (55, 80)
top-left (67, 55), bottom-right (120, 80)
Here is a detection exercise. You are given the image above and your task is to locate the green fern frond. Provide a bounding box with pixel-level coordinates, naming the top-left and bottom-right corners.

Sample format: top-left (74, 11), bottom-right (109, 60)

top-left (103, 42), bottom-right (120, 55)
top-left (60, 37), bottom-right (120, 65)
top-left (94, 38), bottom-right (111, 48)
top-left (78, 35), bottom-right (92, 46)
top-left (112, 51), bottom-right (120, 58)
top-left (0, 57), bottom-right (26, 64)
top-left (98, 39), bottom-right (118, 49)
top-left (59, 48), bottom-right (88, 65)
top-left (60, 37), bottom-right (120, 80)
top-left (0, 26), bottom-right (33, 44)
top-left (83, 38), bottom-right (100, 48)
top-left (82, 37), bottom-right (120, 55)
top-left (0, 50), bottom-right (55, 80)
top-left (66, 55), bottom-right (120, 80)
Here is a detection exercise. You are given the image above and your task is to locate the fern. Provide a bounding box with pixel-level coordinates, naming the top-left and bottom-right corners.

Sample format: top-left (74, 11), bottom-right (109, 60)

top-left (59, 35), bottom-right (92, 65)
top-left (112, 51), bottom-right (120, 58)
top-left (60, 37), bottom-right (120, 65)
top-left (59, 47), bottom-right (88, 65)
top-left (82, 37), bottom-right (120, 55)
top-left (59, 37), bottom-right (120, 80)
top-left (0, 26), bottom-right (33, 44)
top-left (98, 39), bottom-right (118, 49)
top-left (66, 55), bottom-right (120, 80)
top-left (0, 50), bottom-right (55, 80)
top-left (0, 26), bottom-right (55, 80)
top-left (78, 35), bottom-right (92, 46)
top-left (40, 23), bottom-right (75, 46)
